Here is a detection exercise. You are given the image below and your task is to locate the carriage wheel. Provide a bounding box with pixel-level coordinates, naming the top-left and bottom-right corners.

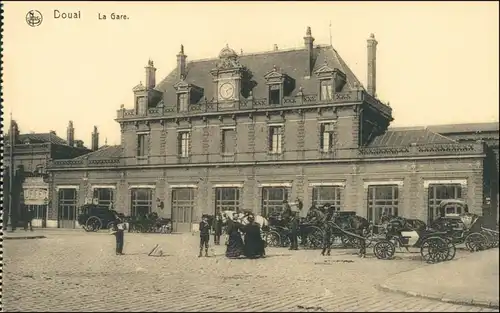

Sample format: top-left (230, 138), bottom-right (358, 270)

top-left (306, 228), bottom-right (323, 249)
top-left (446, 241), bottom-right (456, 261)
top-left (465, 233), bottom-right (487, 252)
top-left (265, 231), bottom-right (281, 247)
top-left (281, 235), bottom-right (291, 248)
top-left (420, 237), bottom-right (449, 264)
top-left (481, 231), bottom-right (496, 249)
top-left (133, 225), bottom-right (143, 233)
top-left (373, 240), bottom-right (395, 260)
top-left (86, 216), bottom-right (102, 232)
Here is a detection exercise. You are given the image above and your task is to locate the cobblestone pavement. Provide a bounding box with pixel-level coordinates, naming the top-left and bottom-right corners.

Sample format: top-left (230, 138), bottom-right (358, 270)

top-left (3, 231), bottom-right (497, 312)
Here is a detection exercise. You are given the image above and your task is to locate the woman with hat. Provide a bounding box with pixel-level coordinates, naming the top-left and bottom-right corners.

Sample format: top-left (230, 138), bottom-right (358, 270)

top-left (241, 214), bottom-right (266, 259)
top-left (225, 212), bottom-right (244, 258)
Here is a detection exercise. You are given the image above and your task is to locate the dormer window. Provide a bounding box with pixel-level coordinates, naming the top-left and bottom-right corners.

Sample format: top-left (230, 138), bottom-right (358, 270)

top-left (315, 62), bottom-right (347, 97)
top-left (320, 80), bottom-right (333, 101)
top-left (269, 85), bottom-right (281, 105)
top-left (136, 96), bottom-right (147, 115)
top-left (177, 93), bottom-right (189, 112)
top-left (264, 66), bottom-right (295, 106)
top-left (174, 80), bottom-right (204, 112)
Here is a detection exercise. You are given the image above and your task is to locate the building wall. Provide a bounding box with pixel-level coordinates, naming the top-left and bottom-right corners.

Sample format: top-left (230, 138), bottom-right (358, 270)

top-left (49, 156), bottom-right (486, 229)
top-left (119, 106), bottom-right (359, 167)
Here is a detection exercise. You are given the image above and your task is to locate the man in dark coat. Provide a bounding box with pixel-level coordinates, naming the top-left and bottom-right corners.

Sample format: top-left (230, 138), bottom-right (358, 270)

top-left (24, 206), bottom-right (34, 232)
top-left (199, 215), bottom-right (211, 257)
top-left (213, 211), bottom-right (223, 245)
top-left (288, 211), bottom-right (299, 250)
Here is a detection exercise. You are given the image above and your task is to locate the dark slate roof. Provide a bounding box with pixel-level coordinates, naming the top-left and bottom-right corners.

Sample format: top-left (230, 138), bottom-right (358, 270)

top-left (16, 133), bottom-right (68, 145)
top-left (427, 122), bottom-right (499, 134)
top-left (73, 145), bottom-right (122, 160)
top-left (368, 128), bottom-right (456, 147)
top-left (155, 45), bottom-right (364, 107)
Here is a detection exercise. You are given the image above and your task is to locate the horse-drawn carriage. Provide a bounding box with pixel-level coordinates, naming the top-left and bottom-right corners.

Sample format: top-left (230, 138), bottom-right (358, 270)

top-left (430, 199), bottom-right (499, 251)
top-left (78, 204), bottom-right (122, 232)
top-left (127, 212), bottom-right (172, 234)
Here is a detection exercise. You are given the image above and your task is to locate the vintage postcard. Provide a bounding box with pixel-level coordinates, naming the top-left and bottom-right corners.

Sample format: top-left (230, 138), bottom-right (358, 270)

top-left (1, 1), bottom-right (499, 312)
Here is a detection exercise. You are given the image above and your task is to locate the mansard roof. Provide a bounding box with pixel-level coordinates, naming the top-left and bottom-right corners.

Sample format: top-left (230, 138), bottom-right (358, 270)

top-left (155, 45), bottom-right (364, 106)
top-left (367, 128), bottom-right (456, 147)
top-left (73, 145), bottom-right (122, 160)
top-left (16, 133), bottom-right (68, 145)
top-left (427, 122), bottom-right (499, 134)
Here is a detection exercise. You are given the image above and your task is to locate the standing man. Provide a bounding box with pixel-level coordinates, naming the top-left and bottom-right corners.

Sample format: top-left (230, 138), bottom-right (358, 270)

top-left (24, 206), bottom-right (34, 232)
top-left (289, 211), bottom-right (299, 250)
top-left (199, 215), bottom-right (211, 257)
top-left (213, 211), bottom-right (223, 245)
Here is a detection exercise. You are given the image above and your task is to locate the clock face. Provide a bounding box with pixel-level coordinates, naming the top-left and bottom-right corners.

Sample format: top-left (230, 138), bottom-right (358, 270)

top-left (219, 82), bottom-right (235, 100)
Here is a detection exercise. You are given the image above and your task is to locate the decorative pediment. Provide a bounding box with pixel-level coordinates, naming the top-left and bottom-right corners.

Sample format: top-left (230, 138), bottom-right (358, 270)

top-left (264, 66), bottom-right (286, 84)
top-left (173, 79), bottom-right (190, 91)
top-left (315, 62), bottom-right (335, 77)
top-left (132, 82), bottom-right (146, 92)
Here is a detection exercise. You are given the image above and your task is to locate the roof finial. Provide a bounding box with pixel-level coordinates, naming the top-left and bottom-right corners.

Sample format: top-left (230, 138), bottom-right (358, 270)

top-left (226, 43), bottom-right (229, 48)
top-left (180, 44), bottom-right (184, 54)
top-left (306, 26), bottom-right (312, 36)
top-left (105, 137), bottom-right (108, 145)
top-left (240, 48), bottom-right (243, 55)
top-left (273, 64), bottom-right (277, 72)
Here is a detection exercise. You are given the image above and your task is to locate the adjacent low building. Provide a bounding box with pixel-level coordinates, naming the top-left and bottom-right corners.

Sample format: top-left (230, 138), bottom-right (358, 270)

top-left (4, 121), bottom-right (94, 229)
top-left (47, 28), bottom-right (499, 232)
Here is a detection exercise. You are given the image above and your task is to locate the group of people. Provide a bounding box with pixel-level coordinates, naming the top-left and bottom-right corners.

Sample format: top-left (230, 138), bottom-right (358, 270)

top-left (199, 211), bottom-right (266, 259)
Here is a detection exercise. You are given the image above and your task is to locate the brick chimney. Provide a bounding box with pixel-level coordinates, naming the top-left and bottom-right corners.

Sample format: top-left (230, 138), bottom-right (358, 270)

top-left (176, 45), bottom-right (187, 80)
top-left (67, 120), bottom-right (75, 147)
top-left (303, 26), bottom-right (315, 77)
top-left (91, 126), bottom-right (99, 151)
top-left (367, 33), bottom-right (378, 96)
top-left (145, 59), bottom-right (156, 90)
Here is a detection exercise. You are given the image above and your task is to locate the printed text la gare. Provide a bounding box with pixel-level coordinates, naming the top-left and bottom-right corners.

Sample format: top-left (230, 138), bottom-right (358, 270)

top-left (98, 12), bottom-right (129, 20)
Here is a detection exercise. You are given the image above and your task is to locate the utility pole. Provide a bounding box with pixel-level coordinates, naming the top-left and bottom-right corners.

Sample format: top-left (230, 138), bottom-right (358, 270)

top-left (8, 112), bottom-right (14, 232)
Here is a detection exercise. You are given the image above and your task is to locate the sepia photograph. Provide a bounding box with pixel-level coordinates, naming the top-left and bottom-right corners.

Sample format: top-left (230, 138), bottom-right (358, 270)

top-left (2, 1), bottom-right (499, 312)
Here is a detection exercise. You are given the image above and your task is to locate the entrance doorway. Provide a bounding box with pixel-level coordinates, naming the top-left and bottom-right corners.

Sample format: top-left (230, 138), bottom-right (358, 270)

top-left (58, 188), bottom-right (78, 228)
top-left (171, 188), bottom-right (195, 233)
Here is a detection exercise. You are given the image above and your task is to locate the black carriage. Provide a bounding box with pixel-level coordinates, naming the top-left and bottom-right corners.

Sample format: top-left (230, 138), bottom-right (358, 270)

top-left (264, 212), bottom-right (292, 248)
top-left (127, 212), bottom-right (172, 234)
top-left (77, 204), bottom-right (121, 232)
top-left (430, 199), bottom-right (499, 251)
top-left (337, 217), bottom-right (457, 264)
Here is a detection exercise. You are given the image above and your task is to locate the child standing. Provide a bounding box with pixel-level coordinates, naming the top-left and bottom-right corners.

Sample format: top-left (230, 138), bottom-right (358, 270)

top-left (110, 219), bottom-right (125, 255)
top-left (199, 215), bottom-right (211, 257)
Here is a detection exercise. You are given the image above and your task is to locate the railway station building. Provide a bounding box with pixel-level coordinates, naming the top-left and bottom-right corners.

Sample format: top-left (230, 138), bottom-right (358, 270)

top-left (46, 28), bottom-right (499, 232)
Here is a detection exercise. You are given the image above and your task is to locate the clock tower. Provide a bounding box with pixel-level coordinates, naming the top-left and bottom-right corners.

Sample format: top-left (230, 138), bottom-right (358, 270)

top-left (210, 45), bottom-right (243, 108)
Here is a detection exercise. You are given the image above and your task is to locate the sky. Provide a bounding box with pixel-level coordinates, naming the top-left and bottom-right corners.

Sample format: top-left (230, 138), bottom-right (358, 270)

top-left (3, 1), bottom-right (499, 147)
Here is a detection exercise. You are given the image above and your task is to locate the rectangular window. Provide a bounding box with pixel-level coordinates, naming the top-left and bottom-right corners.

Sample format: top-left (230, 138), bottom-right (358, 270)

top-left (137, 134), bottom-right (148, 157)
top-left (427, 184), bottom-right (462, 223)
top-left (261, 187), bottom-right (288, 217)
top-left (137, 96), bottom-right (147, 115)
top-left (130, 188), bottom-right (153, 217)
top-left (268, 126), bottom-right (283, 154)
top-left (215, 187), bottom-right (241, 213)
top-left (92, 188), bottom-right (115, 209)
top-left (221, 129), bottom-right (236, 154)
top-left (367, 185), bottom-right (399, 224)
top-left (320, 80), bottom-right (333, 100)
top-left (269, 85), bottom-right (281, 105)
top-left (320, 123), bottom-right (335, 153)
top-left (312, 186), bottom-right (342, 210)
top-left (177, 93), bottom-right (189, 112)
top-left (26, 204), bottom-right (47, 220)
top-left (178, 131), bottom-right (191, 158)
